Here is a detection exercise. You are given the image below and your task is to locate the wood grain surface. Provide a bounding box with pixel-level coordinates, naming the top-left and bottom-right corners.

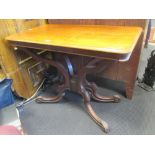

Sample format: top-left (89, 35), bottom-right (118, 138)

top-left (6, 24), bottom-right (142, 56)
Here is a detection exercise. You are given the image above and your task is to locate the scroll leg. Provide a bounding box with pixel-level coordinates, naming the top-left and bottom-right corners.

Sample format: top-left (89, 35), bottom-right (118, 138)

top-left (85, 81), bottom-right (121, 103)
top-left (80, 87), bottom-right (109, 133)
top-left (36, 92), bottom-right (65, 103)
top-left (36, 84), bottom-right (67, 103)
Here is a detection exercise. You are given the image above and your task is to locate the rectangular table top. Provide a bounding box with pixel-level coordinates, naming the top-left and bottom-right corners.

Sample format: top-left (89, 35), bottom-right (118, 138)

top-left (6, 24), bottom-right (142, 60)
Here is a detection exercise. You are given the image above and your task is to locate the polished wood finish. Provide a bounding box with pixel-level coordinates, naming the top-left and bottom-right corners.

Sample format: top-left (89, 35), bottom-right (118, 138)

top-left (6, 23), bottom-right (141, 132)
top-left (14, 47), bottom-right (122, 132)
top-left (0, 19), bottom-right (47, 98)
top-left (48, 19), bottom-right (147, 99)
top-left (6, 24), bottom-right (142, 56)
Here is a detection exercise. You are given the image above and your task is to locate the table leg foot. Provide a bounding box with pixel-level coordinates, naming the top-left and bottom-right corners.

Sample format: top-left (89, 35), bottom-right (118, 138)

top-left (36, 92), bottom-right (65, 103)
top-left (85, 101), bottom-right (109, 133)
top-left (90, 92), bottom-right (121, 103)
top-left (86, 81), bottom-right (121, 103)
top-left (80, 87), bottom-right (110, 133)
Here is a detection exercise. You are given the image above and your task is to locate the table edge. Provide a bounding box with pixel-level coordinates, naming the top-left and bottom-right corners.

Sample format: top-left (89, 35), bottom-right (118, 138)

top-left (7, 40), bottom-right (132, 61)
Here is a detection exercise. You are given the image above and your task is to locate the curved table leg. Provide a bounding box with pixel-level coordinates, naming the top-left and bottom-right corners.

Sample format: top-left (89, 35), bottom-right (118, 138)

top-left (78, 68), bottom-right (110, 133)
top-left (20, 49), bottom-right (120, 133)
top-left (18, 48), bottom-right (70, 104)
top-left (85, 80), bottom-right (121, 103)
top-left (36, 94), bottom-right (64, 103)
top-left (36, 92), bottom-right (65, 103)
top-left (36, 83), bottom-right (68, 103)
top-left (79, 85), bottom-right (109, 133)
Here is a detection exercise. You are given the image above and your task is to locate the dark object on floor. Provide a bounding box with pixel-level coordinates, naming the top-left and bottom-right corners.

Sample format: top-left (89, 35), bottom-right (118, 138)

top-left (41, 66), bottom-right (59, 91)
top-left (0, 79), bottom-right (14, 109)
top-left (0, 125), bottom-right (22, 135)
top-left (138, 50), bottom-right (155, 91)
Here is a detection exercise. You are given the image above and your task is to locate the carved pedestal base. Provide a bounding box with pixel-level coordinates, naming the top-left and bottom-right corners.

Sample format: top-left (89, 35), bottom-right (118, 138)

top-left (78, 81), bottom-right (120, 133)
top-left (20, 48), bottom-right (121, 133)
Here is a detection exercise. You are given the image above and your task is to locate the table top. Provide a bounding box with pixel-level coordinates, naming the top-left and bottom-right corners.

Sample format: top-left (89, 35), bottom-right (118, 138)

top-left (6, 24), bottom-right (142, 59)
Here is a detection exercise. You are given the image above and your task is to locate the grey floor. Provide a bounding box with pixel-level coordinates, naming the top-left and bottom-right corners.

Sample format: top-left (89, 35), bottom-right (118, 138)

top-left (19, 44), bottom-right (155, 135)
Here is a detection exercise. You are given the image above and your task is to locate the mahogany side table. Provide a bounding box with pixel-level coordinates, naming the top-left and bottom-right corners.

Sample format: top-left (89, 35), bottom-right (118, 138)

top-left (6, 24), bottom-right (142, 132)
